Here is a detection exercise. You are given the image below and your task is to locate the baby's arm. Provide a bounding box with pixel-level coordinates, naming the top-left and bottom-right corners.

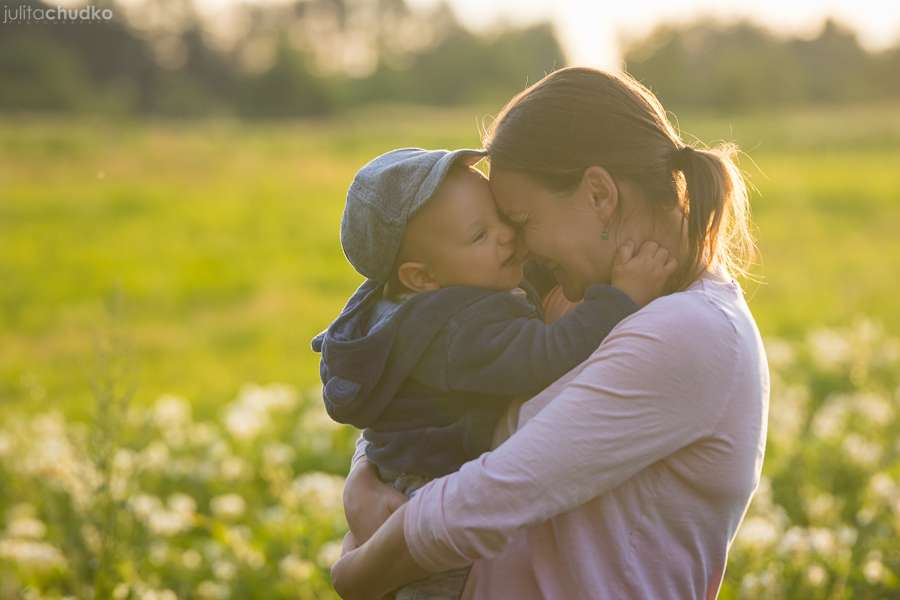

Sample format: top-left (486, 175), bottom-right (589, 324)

top-left (442, 241), bottom-right (675, 397)
top-left (611, 240), bottom-right (678, 307)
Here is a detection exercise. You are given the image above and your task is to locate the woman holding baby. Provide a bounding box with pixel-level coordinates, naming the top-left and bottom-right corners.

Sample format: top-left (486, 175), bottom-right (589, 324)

top-left (331, 67), bottom-right (770, 599)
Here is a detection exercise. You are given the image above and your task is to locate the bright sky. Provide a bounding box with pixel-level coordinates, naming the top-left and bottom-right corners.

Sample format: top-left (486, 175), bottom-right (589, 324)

top-left (185, 0), bottom-right (900, 71)
top-left (409, 0), bottom-right (900, 70)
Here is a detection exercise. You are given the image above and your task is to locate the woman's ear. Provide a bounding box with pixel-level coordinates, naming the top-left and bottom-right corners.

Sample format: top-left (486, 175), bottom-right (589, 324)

top-left (397, 261), bottom-right (439, 293)
top-left (581, 166), bottom-right (619, 222)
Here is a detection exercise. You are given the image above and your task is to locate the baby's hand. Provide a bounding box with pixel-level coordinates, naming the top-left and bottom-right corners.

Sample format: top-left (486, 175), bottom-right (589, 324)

top-left (611, 240), bottom-right (677, 306)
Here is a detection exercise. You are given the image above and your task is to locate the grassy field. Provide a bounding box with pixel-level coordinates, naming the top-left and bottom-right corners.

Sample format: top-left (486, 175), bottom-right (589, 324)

top-left (1, 104), bottom-right (898, 597)
top-left (2, 103), bottom-right (899, 419)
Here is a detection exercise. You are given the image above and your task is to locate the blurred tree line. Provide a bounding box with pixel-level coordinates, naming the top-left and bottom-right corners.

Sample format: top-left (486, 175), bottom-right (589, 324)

top-left (1, 0), bottom-right (898, 118)
top-left (625, 18), bottom-right (900, 110)
top-left (0, 0), bottom-right (564, 117)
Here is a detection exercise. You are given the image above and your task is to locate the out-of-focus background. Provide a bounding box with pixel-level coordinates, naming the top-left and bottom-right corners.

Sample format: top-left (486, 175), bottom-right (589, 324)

top-left (1, 0), bottom-right (898, 597)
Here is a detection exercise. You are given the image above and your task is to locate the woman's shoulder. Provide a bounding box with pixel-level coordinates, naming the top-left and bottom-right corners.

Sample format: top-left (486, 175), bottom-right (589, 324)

top-left (610, 277), bottom-right (743, 365)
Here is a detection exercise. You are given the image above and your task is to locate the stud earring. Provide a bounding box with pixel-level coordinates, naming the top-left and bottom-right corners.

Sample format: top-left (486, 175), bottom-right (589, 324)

top-left (601, 229), bottom-right (609, 241)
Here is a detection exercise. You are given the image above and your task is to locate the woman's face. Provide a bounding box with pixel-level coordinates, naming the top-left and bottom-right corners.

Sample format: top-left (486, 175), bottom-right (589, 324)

top-left (489, 168), bottom-right (618, 301)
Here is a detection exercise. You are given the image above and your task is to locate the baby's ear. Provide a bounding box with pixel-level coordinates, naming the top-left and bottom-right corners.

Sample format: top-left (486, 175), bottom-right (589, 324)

top-left (397, 261), bottom-right (439, 293)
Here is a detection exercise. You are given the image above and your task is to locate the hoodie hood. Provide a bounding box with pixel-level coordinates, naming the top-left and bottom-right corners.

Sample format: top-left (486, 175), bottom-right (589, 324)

top-left (311, 280), bottom-right (496, 429)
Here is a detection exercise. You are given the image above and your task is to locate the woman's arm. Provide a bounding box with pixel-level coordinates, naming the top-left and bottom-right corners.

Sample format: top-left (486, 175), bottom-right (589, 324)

top-left (405, 298), bottom-right (736, 572)
top-left (332, 505), bottom-right (428, 599)
top-left (335, 296), bottom-right (736, 591)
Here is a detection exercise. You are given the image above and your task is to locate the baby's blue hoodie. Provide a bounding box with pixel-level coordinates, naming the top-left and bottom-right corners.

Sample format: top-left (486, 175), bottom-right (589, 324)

top-left (311, 273), bottom-right (637, 478)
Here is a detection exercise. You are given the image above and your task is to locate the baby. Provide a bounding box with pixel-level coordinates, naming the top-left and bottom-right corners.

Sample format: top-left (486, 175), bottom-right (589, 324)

top-left (312, 148), bottom-right (675, 599)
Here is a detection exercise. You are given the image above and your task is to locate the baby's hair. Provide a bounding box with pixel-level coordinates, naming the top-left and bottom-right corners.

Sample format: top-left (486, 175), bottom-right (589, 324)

top-left (383, 162), bottom-right (486, 300)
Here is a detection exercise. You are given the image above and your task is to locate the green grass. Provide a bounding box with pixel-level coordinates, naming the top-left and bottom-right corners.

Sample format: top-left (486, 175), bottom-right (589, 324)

top-left (1, 103), bottom-right (899, 418)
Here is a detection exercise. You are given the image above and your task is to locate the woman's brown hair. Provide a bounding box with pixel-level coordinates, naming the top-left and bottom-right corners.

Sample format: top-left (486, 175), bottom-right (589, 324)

top-left (483, 67), bottom-right (755, 289)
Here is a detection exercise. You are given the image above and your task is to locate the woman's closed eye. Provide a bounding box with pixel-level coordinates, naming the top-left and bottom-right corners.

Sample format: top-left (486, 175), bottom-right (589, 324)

top-left (472, 230), bottom-right (487, 243)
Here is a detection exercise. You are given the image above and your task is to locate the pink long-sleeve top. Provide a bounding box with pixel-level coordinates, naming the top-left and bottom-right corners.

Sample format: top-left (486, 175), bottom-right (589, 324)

top-left (399, 269), bottom-right (770, 599)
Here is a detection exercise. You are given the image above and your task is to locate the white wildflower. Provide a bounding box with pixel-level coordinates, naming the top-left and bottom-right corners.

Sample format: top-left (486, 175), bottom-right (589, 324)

top-left (286, 472), bottom-right (345, 511)
top-left (842, 433), bottom-right (881, 467)
top-left (857, 506), bottom-right (876, 525)
top-left (219, 455), bottom-right (247, 481)
top-left (764, 337), bottom-right (795, 369)
top-left (20, 414), bottom-right (100, 510)
top-left (317, 540), bottom-right (343, 568)
top-left (209, 439), bottom-right (231, 460)
top-left (863, 551), bottom-right (884, 583)
top-left (808, 527), bottom-right (836, 557)
top-left (263, 442), bottom-right (295, 468)
top-left (808, 328), bottom-right (851, 370)
top-left (130, 494), bottom-right (193, 536)
top-left (140, 589), bottom-right (177, 600)
top-left (169, 493), bottom-right (197, 517)
top-left (129, 494), bottom-right (163, 521)
top-left (300, 405), bottom-right (342, 433)
top-left (153, 394), bottom-right (191, 429)
top-left (854, 392), bottom-right (894, 426)
top-left (740, 573), bottom-right (758, 595)
top-left (778, 526), bottom-right (810, 557)
top-left (211, 494), bottom-right (246, 520)
top-left (280, 554), bottom-right (315, 581)
top-left (140, 441), bottom-right (171, 471)
top-left (147, 508), bottom-right (192, 536)
top-left (737, 516), bottom-right (778, 550)
top-left (112, 447), bottom-right (136, 470)
top-left (811, 395), bottom-right (849, 439)
top-left (869, 473), bottom-right (896, 501)
top-left (196, 580), bottom-right (228, 599)
top-left (7, 517), bottom-right (46, 539)
top-left (181, 549), bottom-right (203, 570)
top-left (239, 383), bottom-right (297, 413)
top-left (224, 384), bottom-right (297, 440)
top-left (0, 538), bottom-right (66, 570)
top-left (213, 559), bottom-right (236, 580)
top-left (770, 384), bottom-right (808, 443)
top-left (190, 423), bottom-right (218, 447)
top-left (806, 493), bottom-right (840, 523)
top-left (806, 563), bottom-right (827, 587)
top-left (224, 405), bottom-right (265, 440)
top-left (837, 525), bottom-right (858, 548)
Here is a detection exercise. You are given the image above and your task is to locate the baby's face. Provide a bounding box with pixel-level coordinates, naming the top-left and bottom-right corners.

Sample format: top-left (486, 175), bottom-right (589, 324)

top-left (403, 169), bottom-right (526, 290)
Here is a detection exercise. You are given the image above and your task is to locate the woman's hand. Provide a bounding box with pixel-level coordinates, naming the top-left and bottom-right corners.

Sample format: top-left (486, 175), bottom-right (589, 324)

top-left (343, 458), bottom-right (409, 547)
top-left (332, 505), bottom-right (432, 599)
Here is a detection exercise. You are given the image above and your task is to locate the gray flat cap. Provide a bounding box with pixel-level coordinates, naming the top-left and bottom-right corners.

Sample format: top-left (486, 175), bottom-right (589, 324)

top-left (340, 147), bottom-right (487, 282)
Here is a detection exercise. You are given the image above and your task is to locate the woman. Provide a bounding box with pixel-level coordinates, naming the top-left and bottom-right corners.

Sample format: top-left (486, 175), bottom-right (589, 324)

top-left (332, 67), bottom-right (769, 599)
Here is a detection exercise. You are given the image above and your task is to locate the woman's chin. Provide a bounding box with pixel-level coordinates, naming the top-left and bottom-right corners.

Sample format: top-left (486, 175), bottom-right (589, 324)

top-left (559, 276), bottom-right (586, 302)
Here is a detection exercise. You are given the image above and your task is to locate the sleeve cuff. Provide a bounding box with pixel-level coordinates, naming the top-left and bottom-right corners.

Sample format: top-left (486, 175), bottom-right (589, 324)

top-left (403, 477), bottom-right (473, 573)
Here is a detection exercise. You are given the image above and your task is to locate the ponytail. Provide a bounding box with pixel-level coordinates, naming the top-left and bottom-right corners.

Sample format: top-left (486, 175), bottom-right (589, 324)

top-left (671, 143), bottom-right (754, 287)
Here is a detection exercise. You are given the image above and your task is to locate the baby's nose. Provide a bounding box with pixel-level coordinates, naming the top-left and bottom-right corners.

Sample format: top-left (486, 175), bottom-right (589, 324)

top-left (498, 222), bottom-right (516, 245)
